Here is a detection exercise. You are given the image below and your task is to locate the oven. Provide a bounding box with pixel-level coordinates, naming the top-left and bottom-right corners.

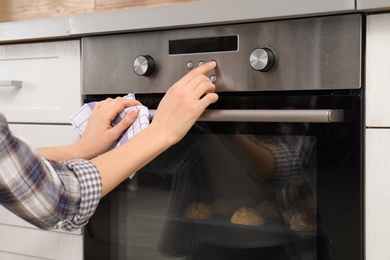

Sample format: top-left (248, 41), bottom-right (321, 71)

top-left (81, 14), bottom-right (363, 260)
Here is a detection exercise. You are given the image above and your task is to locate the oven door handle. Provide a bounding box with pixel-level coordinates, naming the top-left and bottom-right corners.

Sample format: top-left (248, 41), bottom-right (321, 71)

top-left (148, 109), bottom-right (344, 123)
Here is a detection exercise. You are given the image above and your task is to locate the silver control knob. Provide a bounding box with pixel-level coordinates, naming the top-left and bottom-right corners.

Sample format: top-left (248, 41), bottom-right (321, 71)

top-left (249, 48), bottom-right (275, 72)
top-left (133, 55), bottom-right (155, 77)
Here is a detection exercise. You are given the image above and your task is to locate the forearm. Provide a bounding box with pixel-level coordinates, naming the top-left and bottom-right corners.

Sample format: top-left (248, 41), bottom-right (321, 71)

top-left (91, 62), bottom-right (218, 197)
top-left (38, 98), bottom-right (142, 162)
top-left (37, 144), bottom-right (84, 161)
top-left (91, 124), bottom-right (171, 197)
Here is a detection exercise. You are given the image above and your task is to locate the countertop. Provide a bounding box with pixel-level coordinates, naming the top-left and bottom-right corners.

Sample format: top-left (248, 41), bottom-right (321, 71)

top-left (0, 0), bottom-right (389, 43)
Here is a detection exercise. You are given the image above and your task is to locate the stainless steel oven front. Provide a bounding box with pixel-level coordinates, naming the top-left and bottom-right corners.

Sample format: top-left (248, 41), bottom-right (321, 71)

top-left (81, 14), bottom-right (363, 260)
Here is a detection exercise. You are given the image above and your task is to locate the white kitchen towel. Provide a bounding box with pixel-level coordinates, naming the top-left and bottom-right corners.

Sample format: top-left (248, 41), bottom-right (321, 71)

top-left (71, 93), bottom-right (150, 146)
top-left (70, 94), bottom-right (150, 178)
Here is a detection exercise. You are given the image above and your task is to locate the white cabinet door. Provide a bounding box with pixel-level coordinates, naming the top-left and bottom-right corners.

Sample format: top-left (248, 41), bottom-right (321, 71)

top-left (358, 0), bottom-right (390, 9)
top-left (0, 251), bottom-right (44, 260)
top-left (0, 225), bottom-right (83, 260)
top-left (366, 13), bottom-right (390, 127)
top-left (0, 77), bottom-right (83, 259)
top-left (365, 129), bottom-right (390, 259)
top-left (8, 123), bottom-right (79, 148)
top-left (0, 204), bottom-right (82, 235)
top-left (0, 40), bottom-right (82, 124)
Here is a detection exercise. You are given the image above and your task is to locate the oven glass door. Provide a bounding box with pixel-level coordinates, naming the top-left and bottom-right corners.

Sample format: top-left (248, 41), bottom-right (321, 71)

top-left (84, 92), bottom-right (362, 260)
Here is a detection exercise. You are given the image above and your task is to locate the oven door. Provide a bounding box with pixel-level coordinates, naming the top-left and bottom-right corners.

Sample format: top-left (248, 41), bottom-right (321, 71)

top-left (84, 91), bottom-right (363, 260)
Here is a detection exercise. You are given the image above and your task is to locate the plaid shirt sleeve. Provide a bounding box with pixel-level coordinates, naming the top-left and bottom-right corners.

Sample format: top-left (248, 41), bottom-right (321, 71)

top-left (0, 113), bottom-right (102, 231)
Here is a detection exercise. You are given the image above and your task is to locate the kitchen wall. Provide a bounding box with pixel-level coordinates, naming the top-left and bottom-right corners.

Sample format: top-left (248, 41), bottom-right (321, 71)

top-left (0, 0), bottom-right (199, 23)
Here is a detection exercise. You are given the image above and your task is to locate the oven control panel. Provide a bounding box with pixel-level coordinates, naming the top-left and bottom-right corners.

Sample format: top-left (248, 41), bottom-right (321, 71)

top-left (82, 14), bottom-right (361, 95)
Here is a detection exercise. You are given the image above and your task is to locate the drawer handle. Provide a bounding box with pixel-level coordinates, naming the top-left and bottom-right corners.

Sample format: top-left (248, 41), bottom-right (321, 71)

top-left (0, 80), bottom-right (23, 87)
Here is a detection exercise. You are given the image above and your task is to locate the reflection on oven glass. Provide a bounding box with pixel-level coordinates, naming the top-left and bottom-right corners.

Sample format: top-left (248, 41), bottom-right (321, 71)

top-left (141, 133), bottom-right (319, 259)
top-left (85, 131), bottom-right (329, 260)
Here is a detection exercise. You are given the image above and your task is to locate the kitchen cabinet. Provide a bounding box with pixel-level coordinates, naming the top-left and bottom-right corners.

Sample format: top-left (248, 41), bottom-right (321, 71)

top-left (0, 40), bottom-right (82, 124)
top-left (365, 129), bottom-right (390, 259)
top-left (365, 13), bottom-right (390, 260)
top-left (0, 252), bottom-right (44, 260)
top-left (366, 13), bottom-right (390, 127)
top-left (358, 0), bottom-right (390, 10)
top-left (0, 225), bottom-right (83, 260)
top-left (0, 40), bottom-right (83, 259)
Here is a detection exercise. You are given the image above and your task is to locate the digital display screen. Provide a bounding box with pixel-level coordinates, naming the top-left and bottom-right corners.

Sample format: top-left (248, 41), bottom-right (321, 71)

top-left (169, 35), bottom-right (238, 55)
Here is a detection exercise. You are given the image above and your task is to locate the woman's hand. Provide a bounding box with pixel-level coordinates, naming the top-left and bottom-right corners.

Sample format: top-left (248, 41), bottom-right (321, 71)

top-left (150, 61), bottom-right (218, 146)
top-left (91, 61), bottom-right (219, 196)
top-left (38, 97), bottom-right (142, 161)
top-left (74, 97), bottom-right (142, 159)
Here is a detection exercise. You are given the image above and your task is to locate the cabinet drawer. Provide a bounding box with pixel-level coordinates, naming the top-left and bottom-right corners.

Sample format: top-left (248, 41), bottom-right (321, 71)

top-left (0, 40), bottom-right (82, 124)
top-left (0, 205), bottom-right (81, 235)
top-left (365, 129), bottom-right (390, 259)
top-left (0, 251), bottom-right (44, 260)
top-left (366, 14), bottom-right (390, 127)
top-left (0, 225), bottom-right (82, 260)
top-left (358, 0), bottom-right (390, 9)
top-left (8, 123), bottom-right (79, 148)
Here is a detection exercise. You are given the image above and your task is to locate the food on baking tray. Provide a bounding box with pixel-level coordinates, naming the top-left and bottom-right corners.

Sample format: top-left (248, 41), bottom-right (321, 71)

top-left (184, 202), bottom-right (213, 220)
top-left (230, 207), bottom-right (265, 226)
top-left (256, 200), bottom-right (281, 218)
top-left (290, 211), bottom-right (317, 232)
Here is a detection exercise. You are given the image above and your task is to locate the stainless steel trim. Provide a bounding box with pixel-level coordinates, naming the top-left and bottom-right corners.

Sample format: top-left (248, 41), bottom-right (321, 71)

top-left (149, 109), bottom-right (344, 123)
top-left (0, 80), bottom-right (22, 87)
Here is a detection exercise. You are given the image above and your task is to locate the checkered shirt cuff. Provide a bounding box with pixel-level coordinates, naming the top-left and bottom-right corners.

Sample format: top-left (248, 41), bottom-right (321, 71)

top-left (54, 159), bottom-right (102, 231)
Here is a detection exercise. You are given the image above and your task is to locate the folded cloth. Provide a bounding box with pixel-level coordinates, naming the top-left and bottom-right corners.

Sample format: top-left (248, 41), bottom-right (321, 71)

top-left (70, 93), bottom-right (150, 178)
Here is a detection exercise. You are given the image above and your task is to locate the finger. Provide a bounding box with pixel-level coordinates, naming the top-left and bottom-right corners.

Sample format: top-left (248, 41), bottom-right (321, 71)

top-left (110, 109), bottom-right (139, 136)
top-left (187, 74), bottom-right (212, 90)
top-left (119, 98), bottom-right (142, 108)
top-left (109, 97), bottom-right (140, 109)
top-left (94, 98), bottom-right (113, 110)
top-left (193, 80), bottom-right (216, 98)
top-left (103, 98), bottom-right (142, 119)
top-left (177, 61), bottom-right (217, 85)
top-left (199, 92), bottom-right (219, 109)
top-left (96, 97), bottom-right (141, 110)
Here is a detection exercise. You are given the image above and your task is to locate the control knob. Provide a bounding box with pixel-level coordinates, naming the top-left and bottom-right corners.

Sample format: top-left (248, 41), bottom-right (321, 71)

top-left (249, 48), bottom-right (275, 72)
top-left (133, 55), bottom-right (155, 77)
